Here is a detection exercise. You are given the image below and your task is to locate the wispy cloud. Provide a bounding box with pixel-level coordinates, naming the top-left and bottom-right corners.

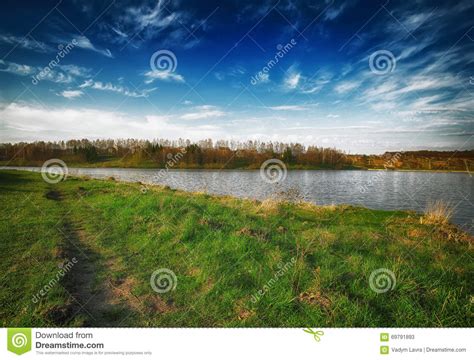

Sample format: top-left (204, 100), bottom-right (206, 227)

top-left (79, 79), bottom-right (156, 97)
top-left (111, 26), bottom-right (128, 39)
top-left (253, 73), bottom-right (270, 85)
top-left (0, 59), bottom-right (35, 76)
top-left (58, 90), bottom-right (84, 99)
top-left (268, 105), bottom-right (306, 111)
top-left (59, 65), bottom-right (91, 78)
top-left (180, 105), bottom-right (225, 120)
top-left (110, 0), bottom-right (207, 49)
top-left (370, 102), bottom-right (397, 112)
top-left (334, 80), bottom-right (361, 94)
top-left (283, 65), bottom-right (301, 90)
top-left (0, 60), bottom-right (89, 84)
top-left (74, 35), bottom-right (113, 58)
top-left (0, 33), bottom-right (53, 53)
top-left (324, 2), bottom-right (348, 21)
top-left (144, 70), bottom-right (184, 83)
top-left (300, 70), bottom-right (333, 94)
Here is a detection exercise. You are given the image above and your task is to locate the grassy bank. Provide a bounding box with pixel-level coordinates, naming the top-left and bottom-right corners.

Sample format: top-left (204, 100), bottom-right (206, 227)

top-left (0, 170), bottom-right (472, 327)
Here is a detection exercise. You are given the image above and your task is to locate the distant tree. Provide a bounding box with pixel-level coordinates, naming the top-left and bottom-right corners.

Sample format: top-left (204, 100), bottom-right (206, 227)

top-left (84, 146), bottom-right (98, 163)
top-left (282, 147), bottom-right (294, 164)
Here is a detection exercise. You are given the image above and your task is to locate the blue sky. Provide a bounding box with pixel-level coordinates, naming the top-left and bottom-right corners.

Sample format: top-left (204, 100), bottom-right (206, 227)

top-left (0, 0), bottom-right (473, 153)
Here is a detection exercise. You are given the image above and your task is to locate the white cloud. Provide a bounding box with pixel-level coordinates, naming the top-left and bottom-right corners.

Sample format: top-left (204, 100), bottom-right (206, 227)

top-left (409, 95), bottom-right (445, 110)
top-left (300, 70), bottom-right (332, 94)
top-left (284, 72), bottom-right (301, 89)
top-left (79, 79), bottom-right (93, 88)
top-left (0, 59), bottom-right (35, 76)
top-left (112, 1), bottom-right (203, 49)
top-left (268, 105), bottom-right (306, 111)
top-left (334, 80), bottom-right (361, 94)
top-left (363, 81), bottom-right (399, 99)
top-left (59, 64), bottom-right (91, 77)
top-left (180, 105), bottom-right (225, 120)
top-left (0, 34), bottom-right (53, 52)
top-left (111, 27), bottom-right (128, 38)
top-left (0, 59), bottom-right (78, 83)
top-left (75, 35), bottom-right (113, 58)
top-left (38, 71), bottom-right (73, 84)
top-left (324, 3), bottom-right (347, 21)
top-left (0, 103), bottom-right (223, 142)
top-left (59, 90), bottom-right (84, 99)
top-left (229, 65), bottom-right (246, 77)
top-left (326, 114), bottom-right (340, 118)
top-left (128, 2), bottom-right (178, 30)
top-left (144, 70), bottom-right (184, 83)
top-left (397, 75), bottom-right (459, 94)
top-left (253, 73), bottom-right (270, 84)
top-left (79, 80), bottom-right (156, 98)
top-left (370, 102), bottom-right (397, 112)
top-left (0, 59), bottom-right (91, 85)
top-left (214, 72), bottom-right (225, 81)
top-left (387, 11), bottom-right (436, 35)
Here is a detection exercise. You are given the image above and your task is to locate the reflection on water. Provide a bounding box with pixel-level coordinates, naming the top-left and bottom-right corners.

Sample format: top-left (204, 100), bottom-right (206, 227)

top-left (8, 167), bottom-right (473, 233)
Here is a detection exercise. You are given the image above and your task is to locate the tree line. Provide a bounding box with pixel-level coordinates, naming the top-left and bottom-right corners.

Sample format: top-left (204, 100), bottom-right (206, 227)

top-left (1, 139), bottom-right (471, 171)
top-left (349, 151), bottom-right (474, 171)
top-left (0, 139), bottom-right (352, 169)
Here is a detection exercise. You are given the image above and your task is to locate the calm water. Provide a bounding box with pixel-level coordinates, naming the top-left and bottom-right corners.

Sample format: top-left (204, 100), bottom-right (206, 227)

top-left (7, 167), bottom-right (473, 233)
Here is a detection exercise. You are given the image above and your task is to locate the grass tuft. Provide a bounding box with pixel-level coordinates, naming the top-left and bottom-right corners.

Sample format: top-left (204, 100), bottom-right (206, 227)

top-left (258, 198), bottom-right (283, 213)
top-left (422, 200), bottom-right (454, 225)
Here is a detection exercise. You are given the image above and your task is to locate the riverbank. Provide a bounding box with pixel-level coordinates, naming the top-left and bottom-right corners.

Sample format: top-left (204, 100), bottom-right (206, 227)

top-left (0, 170), bottom-right (472, 327)
top-left (1, 163), bottom-right (471, 174)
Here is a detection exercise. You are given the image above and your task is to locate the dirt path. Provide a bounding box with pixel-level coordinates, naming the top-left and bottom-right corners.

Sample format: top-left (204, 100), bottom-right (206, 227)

top-left (45, 189), bottom-right (134, 326)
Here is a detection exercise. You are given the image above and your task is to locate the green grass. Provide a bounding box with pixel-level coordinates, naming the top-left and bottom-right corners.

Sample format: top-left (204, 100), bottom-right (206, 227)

top-left (0, 170), bottom-right (472, 327)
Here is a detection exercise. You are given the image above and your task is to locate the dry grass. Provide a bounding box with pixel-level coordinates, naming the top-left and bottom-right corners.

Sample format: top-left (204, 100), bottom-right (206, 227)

top-left (422, 200), bottom-right (454, 225)
top-left (298, 291), bottom-right (332, 310)
top-left (258, 198), bottom-right (283, 213)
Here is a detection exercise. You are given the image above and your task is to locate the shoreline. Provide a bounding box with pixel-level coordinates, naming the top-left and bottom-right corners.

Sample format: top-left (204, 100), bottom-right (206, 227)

top-left (3, 168), bottom-right (473, 235)
top-left (1, 165), bottom-right (471, 174)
